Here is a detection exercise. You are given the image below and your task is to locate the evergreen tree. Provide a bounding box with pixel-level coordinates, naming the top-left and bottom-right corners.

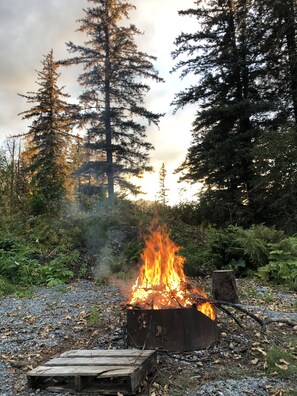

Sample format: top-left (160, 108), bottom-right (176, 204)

top-left (172, 0), bottom-right (268, 226)
top-left (19, 50), bottom-right (76, 214)
top-left (272, 0), bottom-right (297, 123)
top-left (157, 162), bottom-right (169, 206)
top-left (256, 0), bottom-right (297, 125)
top-left (253, 126), bottom-right (297, 231)
top-left (251, 0), bottom-right (297, 231)
top-left (62, 0), bottom-right (163, 201)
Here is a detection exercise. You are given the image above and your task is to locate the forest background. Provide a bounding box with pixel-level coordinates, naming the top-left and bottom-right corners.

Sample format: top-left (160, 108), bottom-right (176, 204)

top-left (0, 0), bottom-right (296, 295)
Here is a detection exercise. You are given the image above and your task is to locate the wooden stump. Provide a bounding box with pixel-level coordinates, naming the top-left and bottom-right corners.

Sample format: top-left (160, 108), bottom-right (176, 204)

top-left (212, 270), bottom-right (239, 303)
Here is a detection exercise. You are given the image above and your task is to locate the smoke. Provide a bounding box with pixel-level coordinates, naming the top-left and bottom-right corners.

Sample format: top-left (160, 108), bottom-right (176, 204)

top-left (92, 229), bottom-right (126, 280)
top-left (80, 200), bottom-right (142, 293)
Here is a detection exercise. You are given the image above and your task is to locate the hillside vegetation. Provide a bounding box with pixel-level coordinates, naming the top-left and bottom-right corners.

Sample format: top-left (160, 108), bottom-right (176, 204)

top-left (1, 199), bottom-right (296, 296)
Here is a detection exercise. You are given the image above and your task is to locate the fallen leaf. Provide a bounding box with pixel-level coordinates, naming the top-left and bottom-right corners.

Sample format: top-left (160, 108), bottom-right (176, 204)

top-left (256, 347), bottom-right (267, 356)
top-left (251, 358), bottom-right (259, 365)
top-left (279, 359), bottom-right (289, 365)
top-left (263, 361), bottom-right (268, 369)
top-left (275, 362), bottom-right (288, 370)
top-left (152, 382), bottom-right (160, 389)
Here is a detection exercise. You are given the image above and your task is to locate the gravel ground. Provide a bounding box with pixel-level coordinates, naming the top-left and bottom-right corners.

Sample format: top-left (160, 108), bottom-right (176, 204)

top-left (0, 280), bottom-right (296, 395)
top-left (0, 281), bottom-right (123, 395)
top-left (186, 377), bottom-right (288, 396)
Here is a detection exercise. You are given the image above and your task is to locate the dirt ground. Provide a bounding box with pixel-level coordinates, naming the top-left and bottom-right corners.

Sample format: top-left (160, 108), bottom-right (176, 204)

top-left (0, 278), bottom-right (296, 395)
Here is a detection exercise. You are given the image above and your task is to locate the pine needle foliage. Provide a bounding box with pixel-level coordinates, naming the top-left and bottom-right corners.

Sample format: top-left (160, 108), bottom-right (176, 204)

top-left (157, 162), bottom-right (169, 206)
top-left (19, 50), bottom-right (77, 214)
top-left (172, 0), bottom-right (297, 229)
top-left (62, 0), bottom-right (164, 201)
top-left (172, 0), bottom-right (267, 224)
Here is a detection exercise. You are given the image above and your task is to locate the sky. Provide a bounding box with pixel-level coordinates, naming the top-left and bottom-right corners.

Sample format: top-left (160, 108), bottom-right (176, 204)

top-left (0, 0), bottom-right (200, 205)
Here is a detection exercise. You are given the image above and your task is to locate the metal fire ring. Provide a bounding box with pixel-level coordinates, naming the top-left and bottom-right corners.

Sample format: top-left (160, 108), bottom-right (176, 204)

top-left (127, 307), bottom-right (218, 352)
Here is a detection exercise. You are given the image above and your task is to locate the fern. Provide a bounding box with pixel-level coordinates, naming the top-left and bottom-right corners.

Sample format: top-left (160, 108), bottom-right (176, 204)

top-left (235, 229), bottom-right (268, 268)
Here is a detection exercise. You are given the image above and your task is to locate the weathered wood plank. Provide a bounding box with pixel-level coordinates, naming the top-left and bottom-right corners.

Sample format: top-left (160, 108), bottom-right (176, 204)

top-left (130, 351), bottom-right (157, 391)
top-left (28, 365), bottom-right (135, 377)
top-left (45, 356), bottom-right (148, 367)
top-left (60, 349), bottom-right (155, 358)
top-left (46, 385), bottom-right (132, 395)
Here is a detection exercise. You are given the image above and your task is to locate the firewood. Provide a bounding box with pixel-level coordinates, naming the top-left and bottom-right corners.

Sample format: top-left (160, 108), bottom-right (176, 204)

top-left (194, 296), bottom-right (297, 330)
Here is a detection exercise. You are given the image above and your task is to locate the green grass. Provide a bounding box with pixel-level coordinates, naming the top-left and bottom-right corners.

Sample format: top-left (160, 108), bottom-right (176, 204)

top-left (88, 306), bottom-right (101, 325)
top-left (261, 292), bottom-right (275, 303)
top-left (285, 390), bottom-right (297, 396)
top-left (266, 347), bottom-right (297, 379)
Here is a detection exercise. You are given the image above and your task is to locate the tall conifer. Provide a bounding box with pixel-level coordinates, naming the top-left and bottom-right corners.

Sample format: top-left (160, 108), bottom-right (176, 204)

top-left (157, 162), bottom-right (169, 206)
top-left (172, 0), bottom-right (267, 225)
top-left (252, 0), bottom-right (297, 230)
top-left (19, 50), bottom-right (76, 213)
top-left (62, 0), bottom-right (163, 201)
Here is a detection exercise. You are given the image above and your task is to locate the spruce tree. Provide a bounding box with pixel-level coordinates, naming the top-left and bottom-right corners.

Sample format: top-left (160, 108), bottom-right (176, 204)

top-left (256, 0), bottom-right (297, 125)
top-left (19, 50), bottom-right (76, 214)
top-left (62, 0), bottom-right (163, 201)
top-left (251, 0), bottom-right (297, 230)
top-left (281, 0), bottom-right (297, 123)
top-left (157, 162), bottom-right (169, 206)
top-left (172, 0), bottom-right (268, 226)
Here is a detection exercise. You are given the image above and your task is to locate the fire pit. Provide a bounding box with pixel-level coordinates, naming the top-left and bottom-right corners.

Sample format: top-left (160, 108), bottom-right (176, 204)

top-left (127, 307), bottom-right (217, 352)
top-left (127, 223), bottom-right (218, 351)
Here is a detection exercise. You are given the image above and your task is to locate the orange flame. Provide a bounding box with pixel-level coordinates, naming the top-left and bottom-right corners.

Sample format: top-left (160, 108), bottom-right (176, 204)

top-left (128, 224), bottom-right (215, 321)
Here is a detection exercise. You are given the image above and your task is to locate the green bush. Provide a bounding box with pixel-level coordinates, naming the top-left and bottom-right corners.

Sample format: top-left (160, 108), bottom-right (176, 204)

top-left (181, 242), bottom-right (218, 277)
top-left (0, 276), bottom-right (16, 296)
top-left (0, 238), bottom-right (77, 287)
top-left (0, 276), bottom-right (34, 297)
top-left (257, 237), bottom-right (297, 290)
top-left (0, 242), bottom-right (41, 284)
top-left (204, 225), bottom-right (284, 276)
top-left (123, 237), bottom-right (144, 265)
top-left (41, 253), bottom-right (77, 286)
top-left (258, 260), bottom-right (297, 290)
top-left (1, 198), bottom-right (296, 292)
top-left (176, 223), bottom-right (292, 282)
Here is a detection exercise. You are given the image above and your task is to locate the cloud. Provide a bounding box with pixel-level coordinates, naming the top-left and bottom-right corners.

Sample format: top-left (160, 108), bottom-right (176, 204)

top-left (0, 0), bottom-right (86, 137)
top-left (0, 0), bottom-right (200, 200)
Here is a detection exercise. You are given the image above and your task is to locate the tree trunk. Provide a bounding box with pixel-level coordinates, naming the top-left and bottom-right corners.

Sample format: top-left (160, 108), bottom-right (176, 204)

top-left (104, 24), bottom-right (114, 201)
top-left (212, 270), bottom-right (239, 303)
top-left (283, 0), bottom-right (297, 123)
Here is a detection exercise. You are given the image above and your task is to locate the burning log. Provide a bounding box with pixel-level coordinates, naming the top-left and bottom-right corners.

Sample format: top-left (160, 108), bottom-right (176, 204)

top-left (128, 223), bottom-right (216, 320)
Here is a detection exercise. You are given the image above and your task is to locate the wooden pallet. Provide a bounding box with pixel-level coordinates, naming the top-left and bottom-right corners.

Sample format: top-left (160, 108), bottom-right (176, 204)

top-left (27, 349), bottom-right (157, 395)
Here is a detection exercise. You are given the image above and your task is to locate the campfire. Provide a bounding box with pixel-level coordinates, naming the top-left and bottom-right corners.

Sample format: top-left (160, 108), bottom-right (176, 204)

top-left (128, 223), bottom-right (215, 319)
top-left (127, 223), bottom-right (218, 351)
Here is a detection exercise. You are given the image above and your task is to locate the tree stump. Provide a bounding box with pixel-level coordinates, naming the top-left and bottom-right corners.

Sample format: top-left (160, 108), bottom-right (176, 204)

top-left (212, 270), bottom-right (239, 303)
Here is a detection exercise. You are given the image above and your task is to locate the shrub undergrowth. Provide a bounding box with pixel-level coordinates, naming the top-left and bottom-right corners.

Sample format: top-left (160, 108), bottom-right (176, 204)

top-left (0, 199), bottom-right (296, 294)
